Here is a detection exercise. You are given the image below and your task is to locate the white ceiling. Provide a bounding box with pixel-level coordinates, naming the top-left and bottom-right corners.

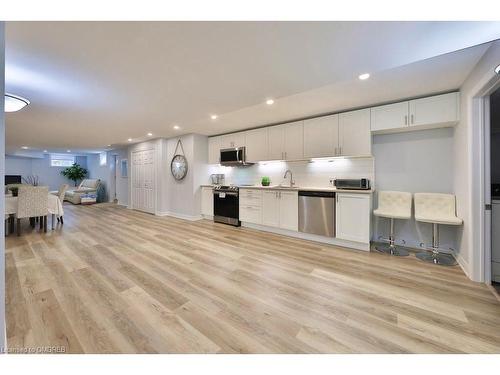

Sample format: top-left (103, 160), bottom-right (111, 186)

top-left (5, 21), bottom-right (500, 154)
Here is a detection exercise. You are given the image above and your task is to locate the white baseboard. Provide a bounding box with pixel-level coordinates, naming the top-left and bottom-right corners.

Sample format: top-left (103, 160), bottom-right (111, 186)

top-left (242, 222), bottom-right (370, 251)
top-left (156, 211), bottom-right (203, 221)
top-left (454, 250), bottom-right (472, 280)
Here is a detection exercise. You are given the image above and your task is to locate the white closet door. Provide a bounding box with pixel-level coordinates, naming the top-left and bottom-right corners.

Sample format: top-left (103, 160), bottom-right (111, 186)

top-left (132, 149), bottom-right (155, 214)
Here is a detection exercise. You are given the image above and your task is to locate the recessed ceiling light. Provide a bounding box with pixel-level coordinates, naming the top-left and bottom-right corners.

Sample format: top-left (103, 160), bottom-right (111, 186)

top-left (127, 138), bottom-right (132, 142)
top-left (358, 73), bottom-right (370, 80)
top-left (107, 144), bottom-right (111, 147)
top-left (43, 150), bottom-right (48, 153)
top-left (173, 125), bottom-right (180, 130)
top-left (21, 146), bottom-right (29, 149)
top-left (266, 99), bottom-right (274, 105)
top-left (211, 114), bottom-right (218, 120)
top-left (4, 93), bottom-right (30, 112)
top-left (147, 132), bottom-right (153, 137)
top-left (495, 64), bottom-right (500, 75)
top-left (67, 150), bottom-right (71, 153)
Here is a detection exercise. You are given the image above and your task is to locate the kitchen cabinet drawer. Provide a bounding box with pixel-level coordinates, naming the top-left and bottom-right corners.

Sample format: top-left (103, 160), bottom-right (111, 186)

top-left (239, 205), bottom-right (262, 224)
top-left (240, 190), bottom-right (263, 207)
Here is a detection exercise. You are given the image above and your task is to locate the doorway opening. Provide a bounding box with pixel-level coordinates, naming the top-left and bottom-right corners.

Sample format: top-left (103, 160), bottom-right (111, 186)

top-left (489, 87), bottom-right (500, 292)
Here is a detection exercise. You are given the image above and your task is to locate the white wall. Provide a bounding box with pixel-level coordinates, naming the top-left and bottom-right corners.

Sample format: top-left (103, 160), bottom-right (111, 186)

top-left (162, 134), bottom-right (208, 219)
top-left (372, 128), bottom-right (457, 249)
top-left (5, 154), bottom-right (88, 190)
top-left (1, 21), bottom-right (6, 352)
top-left (455, 41), bottom-right (500, 281)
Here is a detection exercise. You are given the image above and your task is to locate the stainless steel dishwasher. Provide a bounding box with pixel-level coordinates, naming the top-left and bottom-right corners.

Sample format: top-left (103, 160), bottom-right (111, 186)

top-left (298, 190), bottom-right (335, 237)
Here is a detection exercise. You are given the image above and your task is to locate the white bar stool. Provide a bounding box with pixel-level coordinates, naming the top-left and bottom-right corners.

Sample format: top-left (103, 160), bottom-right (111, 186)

top-left (414, 193), bottom-right (463, 266)
top-left (373, 191), bottom-right (412, 256)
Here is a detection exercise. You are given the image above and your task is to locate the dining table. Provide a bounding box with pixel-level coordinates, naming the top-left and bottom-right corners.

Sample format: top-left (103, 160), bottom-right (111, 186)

top-left (5, 192), bottom-right (64, 232)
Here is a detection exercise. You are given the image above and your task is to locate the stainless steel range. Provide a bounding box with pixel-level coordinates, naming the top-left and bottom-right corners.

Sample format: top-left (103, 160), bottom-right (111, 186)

top-left (213, 185), bottom-right (240, 226)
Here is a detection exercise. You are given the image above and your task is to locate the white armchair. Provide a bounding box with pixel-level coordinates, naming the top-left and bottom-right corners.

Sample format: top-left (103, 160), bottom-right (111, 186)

top-left (65, 179), bottom-right (100, 204)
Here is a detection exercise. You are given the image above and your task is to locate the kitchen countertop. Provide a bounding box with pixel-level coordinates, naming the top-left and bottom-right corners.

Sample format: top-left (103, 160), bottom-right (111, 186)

top-left (201, 184), bottom-right (374, 194)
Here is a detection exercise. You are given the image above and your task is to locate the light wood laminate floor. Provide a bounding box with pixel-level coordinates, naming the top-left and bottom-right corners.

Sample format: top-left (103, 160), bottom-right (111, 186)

top-left (5, 203), bottom-right (500, 353)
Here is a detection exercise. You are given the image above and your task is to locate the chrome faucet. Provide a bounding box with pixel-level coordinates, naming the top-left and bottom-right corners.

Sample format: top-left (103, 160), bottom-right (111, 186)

top-left (283, 169), bottom-right (295, 187)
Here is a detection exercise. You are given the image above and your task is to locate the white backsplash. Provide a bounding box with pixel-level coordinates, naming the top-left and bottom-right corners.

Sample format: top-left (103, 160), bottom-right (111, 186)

top-left (207, 157), bottom-right (374, 188)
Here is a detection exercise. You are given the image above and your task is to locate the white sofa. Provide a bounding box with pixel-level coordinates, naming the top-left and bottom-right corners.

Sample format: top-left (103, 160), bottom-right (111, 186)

top-left (64, 179), bottom-right (101, 204)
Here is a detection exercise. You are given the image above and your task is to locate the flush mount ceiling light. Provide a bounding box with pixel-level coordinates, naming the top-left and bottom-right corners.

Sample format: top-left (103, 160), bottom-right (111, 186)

top-left (21, 146), bottom-right (29, 149)
top-left (266, 99), bottom-right (275, 105)
top-left (127, 138), bottom-right (133, 142)
top-left (358, 73), bottom-right (370, 80)
top-left (5, 93), bottom-right (30, 112)
top-left (210, 114), bottom-right (218, 120)
top-left (496, 64), bottom-right (500, 75)
top-left (147, 132), bottom-right (153, 137)
top-left (173, 125), bottom-right (180, 130)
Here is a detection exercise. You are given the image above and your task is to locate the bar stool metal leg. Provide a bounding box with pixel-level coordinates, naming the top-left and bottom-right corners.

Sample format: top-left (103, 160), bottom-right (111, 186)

top-left (416, 223), bottom-right (456, 266)
top-left (375, 218), bottom-right (409, 256)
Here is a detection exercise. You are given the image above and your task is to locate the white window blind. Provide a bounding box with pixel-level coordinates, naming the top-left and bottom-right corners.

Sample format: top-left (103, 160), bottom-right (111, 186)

top-left (99, 152), bottom-right (107, 166)
top-left (50, 154), bottom-right (75, 167)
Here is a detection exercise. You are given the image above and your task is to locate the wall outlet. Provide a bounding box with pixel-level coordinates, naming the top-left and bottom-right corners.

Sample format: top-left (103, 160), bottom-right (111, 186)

top-left (329, 178), bottom-right (335, 186)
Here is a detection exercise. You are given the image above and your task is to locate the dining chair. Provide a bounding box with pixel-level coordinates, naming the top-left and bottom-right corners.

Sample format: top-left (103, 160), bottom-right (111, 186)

top-left (54, 183), bottom-right (69, 224)
top-left (17, 186), bottom-right (49, 236)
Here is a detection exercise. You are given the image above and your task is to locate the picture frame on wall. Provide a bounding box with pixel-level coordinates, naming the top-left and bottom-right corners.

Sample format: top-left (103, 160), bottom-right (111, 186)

top-left (120, 159), bottom-right (128, 178)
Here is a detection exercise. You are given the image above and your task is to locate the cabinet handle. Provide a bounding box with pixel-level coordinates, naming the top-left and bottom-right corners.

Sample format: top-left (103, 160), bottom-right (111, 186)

top-left (411, 114), bottom-right (414, 124)
top-left (404, 115), bottom-right (408, 125)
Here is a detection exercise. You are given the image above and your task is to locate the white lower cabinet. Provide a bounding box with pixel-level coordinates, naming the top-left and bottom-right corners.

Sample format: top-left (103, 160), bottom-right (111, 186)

top-left (201, 187), bottom-right (214, 216)
top-left (278, 191), bottom-right (299, 231)
top-left (262, 191), bottom-right (280, 227)
top-left (261, 190), bottom-right (298, 231)
top-left (335, 193), bottom-right (371, 243)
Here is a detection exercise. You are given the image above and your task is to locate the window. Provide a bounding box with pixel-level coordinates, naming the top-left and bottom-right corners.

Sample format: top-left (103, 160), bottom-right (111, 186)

top-left (50, 154), bottom-right (75, 167)
top-left (99, 152), bottom-right (107, 166)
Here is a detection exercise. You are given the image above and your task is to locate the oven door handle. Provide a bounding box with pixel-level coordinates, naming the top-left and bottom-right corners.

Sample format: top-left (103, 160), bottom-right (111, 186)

top-left (214, 192), bottom-right (238, 196)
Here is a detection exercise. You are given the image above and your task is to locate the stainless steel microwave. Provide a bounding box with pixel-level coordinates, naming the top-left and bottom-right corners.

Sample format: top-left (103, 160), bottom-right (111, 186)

top-left (220, 147), bottom-right (253, 166)
top-left (334, 178), bottom-right (370, 190)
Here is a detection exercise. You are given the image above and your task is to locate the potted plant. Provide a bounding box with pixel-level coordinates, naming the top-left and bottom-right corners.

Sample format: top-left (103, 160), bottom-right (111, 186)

top-left (61, 163), bottom-right (88, 186)
top-left (261, 176), bottom-right (271, 186)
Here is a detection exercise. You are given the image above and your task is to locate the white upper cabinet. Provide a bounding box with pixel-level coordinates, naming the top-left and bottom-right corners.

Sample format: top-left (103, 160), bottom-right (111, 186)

top-left (370, 101), bottom-right (409, 133)
top-left (283, 121), bottom-right (304, 160)
top-left (268, 125), bottom-right (286, 160)
top-left (208, 136), bottom-right (221, 164)
top-left (339, 109), bottom-right (371, 157)
top-left (371, 92), bottom-right (459, 134)
top-left (220, 132), bottom-right (245, 149)
top-left (303, 114), bottom-right (339, 158)
top-left (245, 128), bottom-right (268, 162)
top-left (409, 92), bottom-right (459, 128)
